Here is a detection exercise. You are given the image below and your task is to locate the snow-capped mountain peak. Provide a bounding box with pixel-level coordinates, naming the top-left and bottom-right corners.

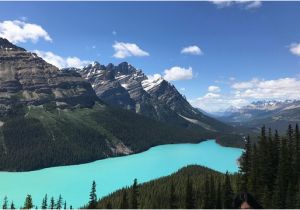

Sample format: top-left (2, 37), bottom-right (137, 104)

top-left (70, 61), bottom-right (231, 133)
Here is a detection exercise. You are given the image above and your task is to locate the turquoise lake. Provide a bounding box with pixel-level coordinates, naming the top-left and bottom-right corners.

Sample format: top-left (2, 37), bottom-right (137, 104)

top-left (0, 140), bottom-right (243, 208)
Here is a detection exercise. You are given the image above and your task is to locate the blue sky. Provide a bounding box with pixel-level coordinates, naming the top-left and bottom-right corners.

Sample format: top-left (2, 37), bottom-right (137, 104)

top-left (1, 1), bottom-right (300, 112)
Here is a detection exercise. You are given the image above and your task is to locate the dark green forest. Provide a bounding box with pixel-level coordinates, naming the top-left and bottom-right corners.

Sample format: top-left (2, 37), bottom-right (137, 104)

top-left (0, 103), bottom-right (215, 171)
top-left (94, 124), bottom-right (300, 209)
top-left (239, 124), bottom-right (300, 208)
top-left (0, 102), bottom-right (242, 171)
top-left (95, 165), bottom-right (240, 209)
top-left (1, 124), bottom-right (299, 208)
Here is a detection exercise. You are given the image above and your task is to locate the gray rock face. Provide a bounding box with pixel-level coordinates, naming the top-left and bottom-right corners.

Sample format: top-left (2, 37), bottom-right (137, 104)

top-left (0, 38), bottom-right (97, 116)
top-left (75, 61), bottom-right (231, 132)
top-left (217, 100), bottom-right (300, 132)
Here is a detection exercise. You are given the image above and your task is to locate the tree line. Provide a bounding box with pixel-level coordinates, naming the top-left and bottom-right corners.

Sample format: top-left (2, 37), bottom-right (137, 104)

top-left (239, 124), bottom-right (300, 208)
top-left (95, 124), bottom-right (300, 209)
top-left (95, 165), bottom-right (240, 209)
top-left (1, 194), bottom-right (71, 209)
top-left (1, 124), bottom-right (299, 209)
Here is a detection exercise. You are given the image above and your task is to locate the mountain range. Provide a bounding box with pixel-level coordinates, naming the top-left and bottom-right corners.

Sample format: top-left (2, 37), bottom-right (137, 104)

top-left (68, 62), bottom-right (233, 133)
top-left (0, 38), bottom-right (243, 171)
top-left (216, 100), bottom-right (300, 132)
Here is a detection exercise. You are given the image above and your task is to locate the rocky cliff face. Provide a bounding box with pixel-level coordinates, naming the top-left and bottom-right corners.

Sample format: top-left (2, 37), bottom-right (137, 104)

top-left (75, 61), bottom-right (232, 133)
top-left (0, 38), bottom-right (97, 116)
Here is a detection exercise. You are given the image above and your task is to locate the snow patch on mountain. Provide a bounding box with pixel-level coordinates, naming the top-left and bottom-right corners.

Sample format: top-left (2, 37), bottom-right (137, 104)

top-left (141, 74), bottom-right (163, 92)
top-left (178, 114), bottom-right (216, 131)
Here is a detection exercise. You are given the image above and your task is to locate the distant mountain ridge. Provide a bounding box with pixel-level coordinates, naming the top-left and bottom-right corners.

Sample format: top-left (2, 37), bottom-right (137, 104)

top-left (70, 61), bottom-right (234, 134)
top-left (216, 99), bottom-right (300, 132)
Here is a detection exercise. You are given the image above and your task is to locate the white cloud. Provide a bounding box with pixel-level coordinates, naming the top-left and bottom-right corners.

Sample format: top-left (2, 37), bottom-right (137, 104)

top-left (112, 41), bottom-right (149, 58)
top-left (34, 50), bottom-right (92, 69)
top-left (243, 1), bottom-right (262, 9)
top-left (191, 76), bottom-right (300, 113)
top-left (211, 1), bottom-right (262, 9)
top-left (180, 88), bottom-right (186, 91)
top-left (208, 85), bottom-right (221, 92)
top-left (203, 92), bottom-right (221, 99)
top-left (0, 20), bottom-right (52, 44)
top-left (181, 45), bottom-right (203, 55)
top-left (231, 78), bottom-right (258, 89)
top-left (147, 73), bottom-right (162, 81)
top-left (289, 43), bottom-right (300, 56)
top-left (190, 94), bottom-right (248, 113)
top-left (232, 77), bottom-right (300, 100)
top-left (163, 66), bottom-right (193, 81)
top-left (112, 30), bottom-right (117, 36)
top-left (211, 0), bottom-right (233, 7)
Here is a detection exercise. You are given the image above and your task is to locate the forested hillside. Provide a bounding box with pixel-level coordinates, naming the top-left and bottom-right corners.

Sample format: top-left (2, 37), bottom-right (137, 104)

top-left (2, 124), bottom-right (299, 209)
top-left (94, 165), bottom-right (240, 209)
top-left (239, 124), bottom-right (300, 208)
top-left (0, 103), bottom-right (213, 171)
top-left (94, 124), bottom-right (300, 209)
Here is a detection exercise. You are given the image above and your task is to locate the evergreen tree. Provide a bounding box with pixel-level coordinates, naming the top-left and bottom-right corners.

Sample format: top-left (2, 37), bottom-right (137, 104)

top-left (248, 143), bottom-right (259, 197)
top-left (287, 124), bottom-right (294, 152)
top-left (202, 175), bottom-right (210, 209)
top-left (295, 124), bottom-right (300, 175)
top-left (257, 125), bottom-right (271, 203)
top-left (10, 201), bottom-right (15, 209)
top-left (273, 137), bottom-right (289, 208)
top-left (185, 176), bottom-right (195, 209)
top-left (24, 194), bottom-right (33, 209)
top-left (130, 178), bottom-right (139, 209)
top-left (209, 175), bottom-right (216, 208)
top-left (261, 128), bottom-right (275, 207)
top-left (239, 135), bottom-right (251, 191)
top-left (64, 201), bottom-right (67, 210)
top-left (88, 181), bottom-right (97, 209)
top-left (215, 180), bottom-right (222, 209)
top-left (169, 182), bottom-right (177, 209)
top-left (2, 196), bottom-right (8, 209)
top-left (296, 182), bottom-right (300, 208)
top-left (272, 130), bottom-right (280, 171)
top-left (56, 195), bottom-right (63, 209)
top-left (105, 201), bottom-right (112, 209)
top-left (223, 172), bottom-right (234, 209)
top-left (50, 197), bottom-right (55, 209)
top-left (120, 190), bottom-right (129, 209)
top-left (41, 194), bottom-right (48, 209)
top-left (286, 126), bottom-right (299, 209)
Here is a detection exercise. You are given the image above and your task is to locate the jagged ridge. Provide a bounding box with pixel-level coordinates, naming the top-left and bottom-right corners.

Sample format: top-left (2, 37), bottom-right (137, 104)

top-left (74, 61), bottom-right (233, 134)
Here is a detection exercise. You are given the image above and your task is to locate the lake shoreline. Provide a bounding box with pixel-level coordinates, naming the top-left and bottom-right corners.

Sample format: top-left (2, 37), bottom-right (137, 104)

top-left (0, 136), bottom-right (241, 173)
top-left (0, 140), bottom-right (243, 207)
top-left (0, 138), bottom-right (209, 173)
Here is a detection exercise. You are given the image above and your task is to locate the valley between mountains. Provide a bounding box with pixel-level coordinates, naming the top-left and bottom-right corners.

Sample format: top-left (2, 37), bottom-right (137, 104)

top-left (0, 38), bottom-right (244, 171)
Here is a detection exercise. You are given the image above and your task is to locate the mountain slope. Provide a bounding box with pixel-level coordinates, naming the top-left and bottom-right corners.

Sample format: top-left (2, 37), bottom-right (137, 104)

top-left (0, 38), bottom-right (97, 114)
top-left (75, 62), bottom-right (234, 134)
top-left (0, 38), bottom-right (240, 171)
top-left (217, 100), bottom-right (300, 132)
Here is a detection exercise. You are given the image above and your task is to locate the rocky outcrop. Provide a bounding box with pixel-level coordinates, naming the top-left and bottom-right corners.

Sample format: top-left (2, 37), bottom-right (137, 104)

top-left (75, 61), bottom-right (232, 132)
top-left (0, 38), bottom-right (98, 116)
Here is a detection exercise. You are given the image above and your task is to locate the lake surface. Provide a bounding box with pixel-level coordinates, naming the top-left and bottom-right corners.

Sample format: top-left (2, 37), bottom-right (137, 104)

top-left (0, 140), bottom-right (243, 208)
